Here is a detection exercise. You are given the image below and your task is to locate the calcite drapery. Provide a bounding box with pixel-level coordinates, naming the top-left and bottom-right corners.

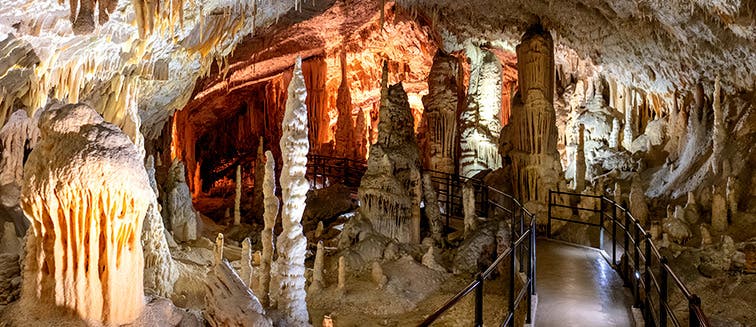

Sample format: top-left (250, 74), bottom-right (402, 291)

top-left (335, 52), bottom-right (356, 158)
top-left (459, 45), bottom-right (503, 177)
top-left (20, 103), bottom-right (150, 324)
top-left (358, 63), bottom-right (423, 244)
top-left (500, 25), bottom-right (563, 207)
top-left (421, 51), bottom-right (460, 174)
top-left (273, 57), bottom-right (310, 325)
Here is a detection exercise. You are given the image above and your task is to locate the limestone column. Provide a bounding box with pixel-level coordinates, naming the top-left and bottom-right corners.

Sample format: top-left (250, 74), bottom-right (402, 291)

top-left (421, 51), bottom-right (459, 174)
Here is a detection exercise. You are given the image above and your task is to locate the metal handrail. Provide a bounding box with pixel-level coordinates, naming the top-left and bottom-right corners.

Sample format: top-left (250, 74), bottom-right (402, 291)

top-left (304, 154), bottom-right (537, 326)
top-left (546, 190), bottom-right (711, 327)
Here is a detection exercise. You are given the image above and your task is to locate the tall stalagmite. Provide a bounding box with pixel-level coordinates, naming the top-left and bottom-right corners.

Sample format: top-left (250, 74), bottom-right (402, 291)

top-left (501, 25), bottom-right (563, 209)
top-left (459, 45), bottom-right (503, 177)
top-left (253, 138), bottom-right (266, 222)
top-left (20, 103), bottom-right (150, 324)
top-left (273, 57), bottom-right (310, 326)
top-left (259, 150), bottom-right (278, 307)
top-left (421, 51), bottom-right (459, 174)
top-left (358, 62), bottom-right (423, 243)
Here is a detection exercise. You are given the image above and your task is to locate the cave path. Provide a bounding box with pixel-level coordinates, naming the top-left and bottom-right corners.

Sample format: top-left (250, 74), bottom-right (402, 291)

top-left (535, 240), bottom-right (635, 327)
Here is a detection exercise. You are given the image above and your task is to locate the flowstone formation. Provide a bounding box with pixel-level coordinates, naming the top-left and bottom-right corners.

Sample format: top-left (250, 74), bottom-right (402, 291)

top-left (421, 51), bottom-right (459, 174)
top-left (501, 25), bottom-right (563, 213)
top-left (272, 57), bottom-right (310, 326)
top-left (459, 45), bottom-right (502, 177)
top-left (20, 103), bottom-right (151, 324)
top-left (358, 63), bottom-right (423, 244)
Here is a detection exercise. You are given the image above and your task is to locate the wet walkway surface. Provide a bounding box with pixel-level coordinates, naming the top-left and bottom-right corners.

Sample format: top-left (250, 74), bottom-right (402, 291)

top-left (535, 240), bottom-right (635, 327)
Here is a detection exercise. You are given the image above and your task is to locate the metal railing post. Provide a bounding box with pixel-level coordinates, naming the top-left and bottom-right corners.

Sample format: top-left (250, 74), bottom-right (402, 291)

top-left (599, 197), bottom-right (605, 251)
top-left (547, 190), bottom-right (553, 238)
top-left (612, 203), bottom-right (617, 266)
top-left (660, 257), bottom-right (669, 327)
top-left (623, 210), bottom-right (631, 286)
top-left (526, 217), bottom-right (534, 324)
top-left (633, 222), bottom-right (641, 307)
top-left (689, 295), bottom-right (702, 327)
top-left (509, 219), bottom-right (516, 327)
top-left (644, 234), bottom-right (652, 324)
top-left (519, 205), bottom-right (525, 273)
top-left (531, 215), bottom-right (536, 295)
top-left (475, 274), bottom-right (484, 327)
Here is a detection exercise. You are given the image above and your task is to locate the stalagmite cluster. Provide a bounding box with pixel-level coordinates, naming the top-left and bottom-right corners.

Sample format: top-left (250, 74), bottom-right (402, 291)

top-left (501, 25), bottom-right (563, 208)
top-left (273, 57), bottom-right (311, 326)
top-left (20, 103), bottom-right (151, 324)
top-left (358, 63), bottom-right (423, 244)
top-left (459, 45), bottom-right (502, 177)
top-left (421, 52), bottom-right (459, 174)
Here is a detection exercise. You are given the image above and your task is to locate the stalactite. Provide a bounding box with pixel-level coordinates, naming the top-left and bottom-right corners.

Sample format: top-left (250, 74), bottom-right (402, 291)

top-left (20, 103), bottom-right (150, 325)
top-left (712, 75), bottom-right (724, 174)
top-left (273, 57), bottom-right (311, 326)
top-left (259, 150), bottom-right (278, 308)
top-left (335, 52), bottom-right (355, 158)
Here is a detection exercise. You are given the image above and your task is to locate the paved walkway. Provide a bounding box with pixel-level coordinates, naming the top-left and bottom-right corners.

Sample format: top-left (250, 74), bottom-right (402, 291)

top-left (535, 240), bottom-right (635, 327)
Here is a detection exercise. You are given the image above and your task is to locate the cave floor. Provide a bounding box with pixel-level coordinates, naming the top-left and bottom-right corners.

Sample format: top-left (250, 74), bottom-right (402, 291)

top-left (535, 240), bottom-right (635, 327)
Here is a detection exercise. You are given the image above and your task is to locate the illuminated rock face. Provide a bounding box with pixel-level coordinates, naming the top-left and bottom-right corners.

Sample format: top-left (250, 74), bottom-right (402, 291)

top-left (502, 26), bottom-right (563, 207)
top-left (421, 52), bottom-right (459, 174)
top-left (273, 57), bottom-right (310, 326)
top-left (459, 45), bottom-right (502, 177)
top-left (20, 103), bottom-right (150, 324)
top-left (359, 64), bottom-right (423, 244)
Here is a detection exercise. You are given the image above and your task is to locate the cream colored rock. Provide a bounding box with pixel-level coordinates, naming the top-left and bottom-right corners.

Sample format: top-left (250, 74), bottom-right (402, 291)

top-left (574, 124), bottom-right (586, 191)
top-left (371, 261), bottom-right (388, 289)
top-left (726, 176), bottom-right (738, 218)
top-left (309, 241), bottom-right (325, 292)
top-left (20, 103), bottom-right (150, 324)
top-left (700, 225), bottom-right (713, 247)
top-left (242, 238), bottom-right (253, 288)
top-left (273, 57), bottom-right (311, 326)
top-left (629, 182), bottom-right (648, 226)
top-left (215, 233), bottom-right (225, 266)
top-left (165, 159), bottom-right (198, 242)
top-left (422, 174), bottom-right (444, 245)
top-left (711, 186), bottom-right (728, 232)
top-left (259, 150), bottom-right (278, 307)
top-left (463, 182), bottom-right (478, 237)
top-left (422, 52), bottom-right (459, 174)
top-left (142, 155), bottom-right (177, 298)
top-left (337, 256), bottom-right (347, 291)
top-left (422, 246), bottom-right (446, 272)
top-left (315, 221), bottom-right (324, 239)
top-left (204, 259), bottom-right (272, 327)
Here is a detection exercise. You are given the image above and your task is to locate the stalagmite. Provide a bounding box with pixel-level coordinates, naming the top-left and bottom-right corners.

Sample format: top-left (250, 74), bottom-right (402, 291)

top-left (260, 150), bottom-right (278, 307)
top-left (273, 57), bottom-right (310, 326)
top-left (242, 238), bottom-right (253, 288)
top-left (463, 182), bottom-right (478, 237)
top-left (165, 159), bottom-right (198, 242)
top-left (422, 51), bottom-right (459, 174)
top-left (459, 45), bottom-right (502, 177)
top-left (309, 241), bottom-right (325, 292)
top-left (575, 124), bottom-right (586, 191)
top-left (142, 155), bottom-right (177, 297)
top-left (629, 182), bottom-right (649, 226)
top-left (215, 233), bottom-right (225, 266)
top-left (726, 176), bottom-right (738, 218)
top-left (315, 221), bottom-right (324, 239)
top-left (613, 182), bottom-right (622, 205)
top-left (712, 76), bottom-right (724, 174)
top-left (500, 25), bottom-right (563, 208)
top-left (712, 186), bottom-right (728, 231)
top-left (358, 62), bottom-right (423, 243)
top-left (422, 174), bottom-right (444, 244)
top-left (371, 261), bottom-right (387, 289)
top-left (253, 138), bottom-right (266, 222)
top-left (422, 246), bottom-right (446, 272)
top-left (337, 256), bottom-right (347, 291)
top-left (700, 226), bottom-right (712, 247)
top-left (20, 103), bottom-right (150, 324)
top-left (609, 117), bottom-right (620, 149)
top-left (684, 192), bottom-right (700, 224)
top-left (234, 165), bottom-right (242, 226)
